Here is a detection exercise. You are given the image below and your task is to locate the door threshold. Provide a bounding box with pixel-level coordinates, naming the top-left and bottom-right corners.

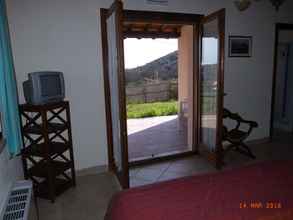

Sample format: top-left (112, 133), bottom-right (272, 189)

top-left (129, 150), bottom-right (198, 167)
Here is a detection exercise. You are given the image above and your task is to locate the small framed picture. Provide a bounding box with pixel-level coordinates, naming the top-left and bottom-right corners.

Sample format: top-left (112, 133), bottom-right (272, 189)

top-left (229, 36), bottom-right (252, 57)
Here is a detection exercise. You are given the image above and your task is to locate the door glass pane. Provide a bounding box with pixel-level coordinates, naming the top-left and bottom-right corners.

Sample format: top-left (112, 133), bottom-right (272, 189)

top-left (107, 11), bottom-right (122, 171)
top-left (200, 19), bottom-right (219, 151)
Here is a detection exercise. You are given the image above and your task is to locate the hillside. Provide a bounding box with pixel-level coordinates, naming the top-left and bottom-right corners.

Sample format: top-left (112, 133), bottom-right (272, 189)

top-left (125, 51), bottom-right (178, 85)
top-left (125, 50), bottom-right (217, 86)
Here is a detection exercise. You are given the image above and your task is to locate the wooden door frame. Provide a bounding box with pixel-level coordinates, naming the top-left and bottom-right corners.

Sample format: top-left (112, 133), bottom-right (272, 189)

top-left (270, 23), bottom-right (293, 139)
top-left (215, 9), bottom-right (226, 169)
top-left (100, 1), bottom-right (129, 188)
top-left (101, 8), bottom-right (115, 172)
top-left (123, 9), bottom-right (202, 24)
top-left (198, 9), bottom-right (226, 169)
top-left (101, 8), bottom-right (204, 170)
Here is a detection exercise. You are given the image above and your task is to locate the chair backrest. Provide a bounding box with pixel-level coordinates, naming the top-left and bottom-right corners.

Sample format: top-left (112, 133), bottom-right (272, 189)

top-left (223, 108), bottom-right (242, 121)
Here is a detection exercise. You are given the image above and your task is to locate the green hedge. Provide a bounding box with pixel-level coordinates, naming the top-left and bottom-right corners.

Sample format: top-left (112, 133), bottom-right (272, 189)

top-left (127, 101), bottom-right (178, 119)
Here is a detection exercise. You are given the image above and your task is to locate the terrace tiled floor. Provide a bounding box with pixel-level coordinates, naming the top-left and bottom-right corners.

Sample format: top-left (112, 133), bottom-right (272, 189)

top-left (127, 115), bottom-right (188, 160)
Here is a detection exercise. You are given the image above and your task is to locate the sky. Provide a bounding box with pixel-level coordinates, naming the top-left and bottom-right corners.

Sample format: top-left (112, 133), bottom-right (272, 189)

top-left (202, 38), bottom-right (218, 65)
top-left (124, 38), bottom-right (178, 69)
top-left (123, 37), bottom-right (218, 69)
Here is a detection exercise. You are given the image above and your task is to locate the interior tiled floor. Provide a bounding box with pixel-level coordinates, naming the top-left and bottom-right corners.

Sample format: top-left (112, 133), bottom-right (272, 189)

top-left (129, 132), bottom-right (293, 187)
top-left (38, 133), bottom-right (293, 220)
top-left (129, 156), bottom-right (217, 187)
top-left (37, 173), bottom-right (120, 220)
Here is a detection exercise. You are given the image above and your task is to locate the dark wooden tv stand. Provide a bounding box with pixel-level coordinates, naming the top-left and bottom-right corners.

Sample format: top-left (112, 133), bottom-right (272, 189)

top-left (19, 101), bottom-right (76, 203)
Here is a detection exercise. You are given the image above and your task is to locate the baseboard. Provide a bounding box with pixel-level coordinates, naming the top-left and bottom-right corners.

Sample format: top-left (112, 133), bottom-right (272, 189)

top-left (76, 165), bottom-right (108, 177)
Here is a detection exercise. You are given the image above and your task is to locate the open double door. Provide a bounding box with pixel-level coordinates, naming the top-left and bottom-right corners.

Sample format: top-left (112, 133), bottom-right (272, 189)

top-left (101, 0), bottom-right (225, 188)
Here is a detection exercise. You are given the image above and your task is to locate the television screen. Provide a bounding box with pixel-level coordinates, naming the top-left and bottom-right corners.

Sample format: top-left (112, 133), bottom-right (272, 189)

top-left (40, 75), bottom-right (62, 97)
top-left (23, 71), bottom-right (65, 105)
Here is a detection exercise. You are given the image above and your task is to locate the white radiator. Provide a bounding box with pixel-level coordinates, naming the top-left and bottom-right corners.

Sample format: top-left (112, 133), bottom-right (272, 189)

top-left (0, 180), bottom-right (37, 220)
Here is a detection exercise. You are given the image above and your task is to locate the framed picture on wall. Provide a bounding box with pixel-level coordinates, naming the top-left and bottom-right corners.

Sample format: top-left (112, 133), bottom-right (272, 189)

top-left (229, 36), bottom-right (252, 57)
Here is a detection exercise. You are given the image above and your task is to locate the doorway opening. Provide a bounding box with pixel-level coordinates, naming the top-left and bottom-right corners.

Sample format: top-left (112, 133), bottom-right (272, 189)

top-left (101, 3), bottom-right (226, 188)
top-left (271, 24), bottom-right (293, 140)
top-left (124, 25), bottom-right (195, 163)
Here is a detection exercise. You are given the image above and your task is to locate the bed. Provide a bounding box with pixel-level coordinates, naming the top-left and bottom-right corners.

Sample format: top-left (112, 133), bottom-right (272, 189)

top-left (105, 160), bottom-right (293, 220)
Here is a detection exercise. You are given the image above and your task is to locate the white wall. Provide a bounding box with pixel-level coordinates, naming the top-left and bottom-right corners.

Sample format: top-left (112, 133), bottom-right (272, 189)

top-left (6, 0), bottom-right (112, 170)
top-left (5, 0), bottom-right (293, 170)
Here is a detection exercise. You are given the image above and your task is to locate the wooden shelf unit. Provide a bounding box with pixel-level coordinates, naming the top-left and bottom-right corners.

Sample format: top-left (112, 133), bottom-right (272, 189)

top-left (19, 101), bottom-right (76, 202)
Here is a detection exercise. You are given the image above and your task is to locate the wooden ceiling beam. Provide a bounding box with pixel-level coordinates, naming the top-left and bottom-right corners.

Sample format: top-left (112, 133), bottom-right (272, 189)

top-left (123, 30), bottom-right (180, 39)
top-left (159, 24), bottom-right (165, 32)
top-left (144, 24), bottom-right (151, 32)
top-left (174, 27), bottom-right (180, 34)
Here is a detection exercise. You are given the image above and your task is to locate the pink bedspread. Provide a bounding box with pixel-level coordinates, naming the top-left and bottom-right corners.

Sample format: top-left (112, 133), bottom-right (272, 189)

top-left (105, 160), bottom-right (293, 220)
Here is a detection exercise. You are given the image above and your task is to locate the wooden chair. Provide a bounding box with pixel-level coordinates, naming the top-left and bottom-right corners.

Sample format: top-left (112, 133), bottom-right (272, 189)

top-left (222, 108), bottom-right (258, 159)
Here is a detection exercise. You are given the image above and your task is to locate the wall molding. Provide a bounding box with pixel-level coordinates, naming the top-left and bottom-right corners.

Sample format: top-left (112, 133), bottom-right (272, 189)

top-left (76, 165), bottom-right (108, 177)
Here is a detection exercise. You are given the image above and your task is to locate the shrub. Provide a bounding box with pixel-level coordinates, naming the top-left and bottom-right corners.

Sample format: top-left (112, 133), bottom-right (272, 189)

top-left (127, 101), bottom-right (178, 119)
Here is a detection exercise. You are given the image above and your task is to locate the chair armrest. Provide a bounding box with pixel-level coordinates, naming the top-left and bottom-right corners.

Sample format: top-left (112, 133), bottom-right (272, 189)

top-left (230, 112), bottom-right (258, 128)
top-left (223, 108), bottom-right (258, 131)
top-left (240, 119), bottom-right (258, 128)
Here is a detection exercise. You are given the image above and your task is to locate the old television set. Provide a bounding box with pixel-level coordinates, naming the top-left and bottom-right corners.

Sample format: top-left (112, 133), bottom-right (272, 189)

top-left (23, 71), bottom-right (65, 105)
